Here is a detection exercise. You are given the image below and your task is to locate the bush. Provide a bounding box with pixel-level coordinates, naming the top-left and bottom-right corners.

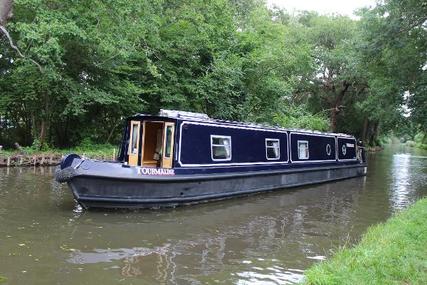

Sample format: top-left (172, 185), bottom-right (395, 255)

top-left (378, 135), bottom-right (392, 146)
top-left (414, 132), bottom-right (426, 144)
top-left (405, 132), bottom-right (427, 149)
top-left (273, 105), bottom-right (329, 131)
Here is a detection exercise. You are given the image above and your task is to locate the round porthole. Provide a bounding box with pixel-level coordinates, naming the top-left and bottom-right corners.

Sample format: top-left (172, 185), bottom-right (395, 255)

top-left (326, 144), bottom-right (332, 156)
top-left (342, 144), bottom-right (347, 156)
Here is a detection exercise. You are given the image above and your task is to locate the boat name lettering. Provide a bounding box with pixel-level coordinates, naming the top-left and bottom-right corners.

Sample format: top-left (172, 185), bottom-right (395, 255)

top-left (346, 143), bottom-right (354, 147)
top-left (139, 168), bottom-right (175, 176)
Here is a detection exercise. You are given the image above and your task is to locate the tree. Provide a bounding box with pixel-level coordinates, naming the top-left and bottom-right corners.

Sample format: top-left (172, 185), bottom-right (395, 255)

top-left (295, 14), bottom-right (367, 132)
top-left (359, 0), bottom-right (427, 135)
top-left (1, 0), bottom-right (162, 147)
top-left (1, 0), bottom-right (424, 149)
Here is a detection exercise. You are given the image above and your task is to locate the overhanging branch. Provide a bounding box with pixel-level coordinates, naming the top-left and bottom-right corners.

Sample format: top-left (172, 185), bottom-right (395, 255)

top-left (1, 0), bottom-right (43, 72)
top-left (0, 25), bottom-right (43, 72)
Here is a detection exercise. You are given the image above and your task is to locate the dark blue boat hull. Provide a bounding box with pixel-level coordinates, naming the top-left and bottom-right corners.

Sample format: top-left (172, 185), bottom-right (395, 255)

top-left (58, 158), bottom-right (367, 209)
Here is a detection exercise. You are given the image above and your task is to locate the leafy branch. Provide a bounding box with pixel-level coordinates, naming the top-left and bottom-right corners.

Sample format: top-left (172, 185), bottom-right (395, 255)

top-left (0, 0), bottom-right (42, 72)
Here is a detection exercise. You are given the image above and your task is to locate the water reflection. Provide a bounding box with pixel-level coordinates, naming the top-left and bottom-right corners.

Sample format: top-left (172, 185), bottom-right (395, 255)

top-left (0, 146), bottom-right (426, 284)
top-left (61, 179), bottom-right (367, 284)
top-left (390, 153), bottom-right (427, 211)
top-left (236, 267), bottom-right (304, 285)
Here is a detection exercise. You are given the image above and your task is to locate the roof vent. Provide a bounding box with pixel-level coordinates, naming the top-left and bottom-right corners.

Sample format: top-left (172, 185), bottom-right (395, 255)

top-left (159, 109), bottom-right (210, 120)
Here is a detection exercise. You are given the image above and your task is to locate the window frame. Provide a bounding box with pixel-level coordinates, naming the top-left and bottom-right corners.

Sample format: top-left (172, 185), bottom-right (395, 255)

top-left (129, 122), bottom-right (140, 155)
top-left (297, 140), bottom-right (309, 160)
top-left (265, 138), bottom-right (280, 160)
top-left (210, 135), bottom-right (232, 162)
top-left (164, 125), bottom-right (173, 158)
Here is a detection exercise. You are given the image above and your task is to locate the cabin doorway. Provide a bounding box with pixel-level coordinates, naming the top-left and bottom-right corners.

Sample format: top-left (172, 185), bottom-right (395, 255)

top-left (127, 120), bottom-right (175, 168)
top-left (140, 121), bottom-right (175, 168)
top-left (142, 122), bottom-right (164, 167)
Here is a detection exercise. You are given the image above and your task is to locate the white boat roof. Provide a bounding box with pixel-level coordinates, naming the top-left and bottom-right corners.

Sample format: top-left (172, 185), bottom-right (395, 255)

top-left (136, 109), bottom-right (355, 138)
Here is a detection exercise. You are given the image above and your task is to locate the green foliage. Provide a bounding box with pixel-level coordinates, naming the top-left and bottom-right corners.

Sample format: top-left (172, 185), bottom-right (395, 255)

top-left (414, 132), bottom-right (426, 144)
top-left (407, 132), bottom-right (427, 150)
top-left (304, 198), bottom-right (427, 285)
top-left (273, 103), bottom-right (329, 131)
top-left (0, 140), bottom-right (116, 158)
top-left (356, 0), bottom-right (427, 141)
top-left (377, 135), bottom-right (392, 147)
top-left (73, 138), bottom-right (115, 155)
top-left (68, 142), bottom-right (117, 158)
top-left (1, 0), bottom-right (159, 147)
top-left (0, 0), bottom-right (424, 148)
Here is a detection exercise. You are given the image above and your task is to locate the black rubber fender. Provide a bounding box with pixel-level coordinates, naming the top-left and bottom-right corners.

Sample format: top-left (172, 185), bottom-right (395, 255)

top-left (55, 167), bottom-right (76, 183)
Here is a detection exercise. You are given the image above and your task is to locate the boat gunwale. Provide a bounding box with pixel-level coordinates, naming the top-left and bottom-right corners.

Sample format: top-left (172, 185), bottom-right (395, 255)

top-left (68, 162), bottom-right (367, 182)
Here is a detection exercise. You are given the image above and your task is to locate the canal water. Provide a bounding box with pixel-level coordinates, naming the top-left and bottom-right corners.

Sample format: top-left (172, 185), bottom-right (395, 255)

top-left (0, 146), bottom-right (426, 285)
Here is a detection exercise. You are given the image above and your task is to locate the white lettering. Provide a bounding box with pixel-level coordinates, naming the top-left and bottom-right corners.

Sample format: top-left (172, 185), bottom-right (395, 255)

top-left (139, 167), bottom-right (175, 176)
top-left (346, 143), bottom-right (354, 148)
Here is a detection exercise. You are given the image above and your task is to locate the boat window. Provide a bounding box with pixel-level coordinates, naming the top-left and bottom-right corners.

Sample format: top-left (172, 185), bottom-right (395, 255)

top-left (266, 139), bottom-right (280, 160)
top-left (326, 144), bottom-right (332, 156)
top-left (342, 144), bottom-right (347, 155)
top-left (298, 140), bottom-right (309, 159)
top-left (130, 122), bottom-right (139, 154)
top-left (211, 135), bottom-right (231, 161)
top-left (164, 125), bottom-right (173, 158)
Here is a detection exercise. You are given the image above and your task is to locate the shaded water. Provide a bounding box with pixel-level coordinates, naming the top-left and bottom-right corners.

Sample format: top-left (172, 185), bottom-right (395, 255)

top-left (0, 146), bottom-right (426, 284)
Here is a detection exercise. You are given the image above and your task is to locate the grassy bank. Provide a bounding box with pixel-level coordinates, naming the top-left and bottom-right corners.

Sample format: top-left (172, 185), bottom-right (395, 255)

top-left (0, 143), bottom-right (117, 166)
top-left (0, 143), bottom-right (117, 158)
top-left (304, 198), bottom-right (427, 285)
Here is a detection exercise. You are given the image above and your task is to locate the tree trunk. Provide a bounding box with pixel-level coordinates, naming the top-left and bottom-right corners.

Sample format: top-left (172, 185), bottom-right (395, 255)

top-left (373, 122), bottom-right (380, 144)
top-left (0, 0), bottom-right (13, 25)
top-left (362, 117), bottom-right (368, 143)
top-left (367, 121), bottom-right (379, 146)
top-left (39, 119), bottom-right (46, 149)
top-left (106, 121), bottom-right (119, 144)
top-left (31, 113), bottom-right (37, 145)
top-left (330, 108), bottom-right (338, 133)
top-left (329, 81), bottom-right (350, 132)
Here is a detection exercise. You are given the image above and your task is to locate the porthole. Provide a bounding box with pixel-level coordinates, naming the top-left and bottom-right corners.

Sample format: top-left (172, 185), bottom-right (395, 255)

top-left (326, 144), bottom-right (332, 156)
top-left (342, 144), bottom-right (347, 156)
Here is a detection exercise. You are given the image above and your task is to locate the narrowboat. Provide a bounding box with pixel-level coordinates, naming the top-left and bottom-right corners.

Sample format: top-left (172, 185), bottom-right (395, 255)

top-left (55, 109), bottom-right (367, 209)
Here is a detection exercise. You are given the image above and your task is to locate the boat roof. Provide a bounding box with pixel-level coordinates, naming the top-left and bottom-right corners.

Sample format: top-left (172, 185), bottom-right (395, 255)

top-left (131, 109), bottom-right (355, 138)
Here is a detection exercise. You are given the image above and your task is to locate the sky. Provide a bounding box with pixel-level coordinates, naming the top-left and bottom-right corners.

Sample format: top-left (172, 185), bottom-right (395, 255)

top-left (267, 0), bottom-right (377, 18)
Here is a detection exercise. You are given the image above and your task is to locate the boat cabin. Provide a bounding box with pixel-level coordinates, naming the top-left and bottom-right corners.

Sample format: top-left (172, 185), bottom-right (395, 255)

top-left (126, 119), bottom-right (175, 168)
top-left (118, 110), bottom-right (365, 170)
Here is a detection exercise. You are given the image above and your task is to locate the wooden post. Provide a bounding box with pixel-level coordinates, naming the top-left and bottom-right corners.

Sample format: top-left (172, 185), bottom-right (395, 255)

top-left (7, 156), bottom-right (10, 167)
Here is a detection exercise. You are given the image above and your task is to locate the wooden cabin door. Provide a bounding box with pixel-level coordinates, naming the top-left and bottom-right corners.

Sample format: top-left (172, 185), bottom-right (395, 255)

top-left (128, 120), bottom-right (141, 166)
top-left (161, 122), bottom-right (175, 168)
